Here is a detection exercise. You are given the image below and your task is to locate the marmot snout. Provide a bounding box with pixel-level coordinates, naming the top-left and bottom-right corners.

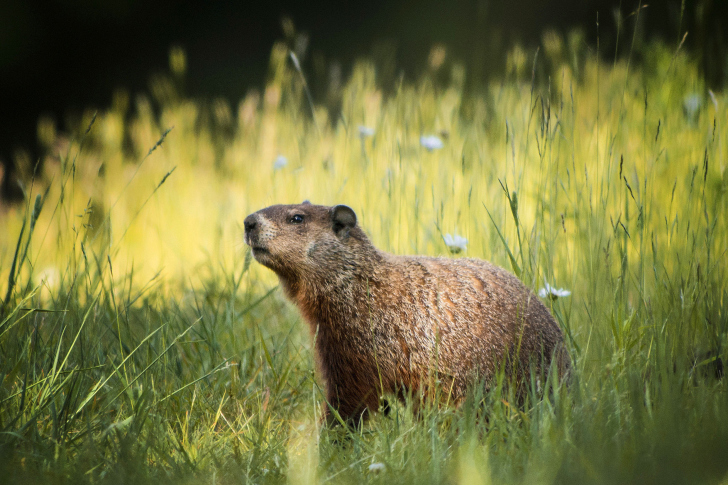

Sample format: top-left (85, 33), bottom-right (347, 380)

top-left (244, 201), bottom-right (569, 425)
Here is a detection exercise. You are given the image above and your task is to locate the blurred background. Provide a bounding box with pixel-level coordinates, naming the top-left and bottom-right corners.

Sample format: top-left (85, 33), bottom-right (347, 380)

top-left (1, 0), bottom-right (727, 205)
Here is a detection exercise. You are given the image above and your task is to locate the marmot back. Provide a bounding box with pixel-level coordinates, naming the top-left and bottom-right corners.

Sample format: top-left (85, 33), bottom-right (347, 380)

top-left (244, 202), bottom-right (569, 425)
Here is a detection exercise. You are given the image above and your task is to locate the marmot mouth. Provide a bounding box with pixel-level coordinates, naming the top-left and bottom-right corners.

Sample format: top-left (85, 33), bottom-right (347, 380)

top-left (251, 246), bottom-right (269, 255)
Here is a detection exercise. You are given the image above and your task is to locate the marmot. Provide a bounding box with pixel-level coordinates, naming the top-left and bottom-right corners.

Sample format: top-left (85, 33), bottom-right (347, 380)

top-left (244, 202), bottom-right (569, 425)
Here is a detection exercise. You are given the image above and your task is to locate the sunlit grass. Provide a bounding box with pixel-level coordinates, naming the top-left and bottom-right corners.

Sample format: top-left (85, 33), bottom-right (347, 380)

top-left (1, 34), bottom-right (727, 484)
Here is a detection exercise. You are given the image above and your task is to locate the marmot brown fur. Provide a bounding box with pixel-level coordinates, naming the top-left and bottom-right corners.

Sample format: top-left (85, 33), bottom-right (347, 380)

top-left (244, 202), bottom-right (569, 425)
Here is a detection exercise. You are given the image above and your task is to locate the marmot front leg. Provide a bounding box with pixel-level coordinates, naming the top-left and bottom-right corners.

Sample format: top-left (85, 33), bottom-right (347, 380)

top-left (321, 383), bottom-right (377, 428)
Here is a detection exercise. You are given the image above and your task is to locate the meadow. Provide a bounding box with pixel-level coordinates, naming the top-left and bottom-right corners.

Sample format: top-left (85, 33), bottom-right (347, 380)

top-left (1, 34), bottom-right (727, 484)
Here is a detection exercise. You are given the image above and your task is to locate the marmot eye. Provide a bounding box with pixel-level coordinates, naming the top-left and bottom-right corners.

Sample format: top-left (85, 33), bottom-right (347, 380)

top-left (290, 214), bottom-right (304, 224)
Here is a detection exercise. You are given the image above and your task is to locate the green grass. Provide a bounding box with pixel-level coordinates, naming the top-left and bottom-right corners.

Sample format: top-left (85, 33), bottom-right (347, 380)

top-left (1, 34), bottom-right (727, 484)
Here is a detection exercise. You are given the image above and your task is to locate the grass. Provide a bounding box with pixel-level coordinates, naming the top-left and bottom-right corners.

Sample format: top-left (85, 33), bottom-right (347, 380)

top-left (1, 33), bottom-right (727, 484)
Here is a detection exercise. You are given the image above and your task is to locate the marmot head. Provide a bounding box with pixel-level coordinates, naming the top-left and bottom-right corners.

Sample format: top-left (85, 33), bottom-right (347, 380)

top-left (244, 201), bottom-right (366, 279)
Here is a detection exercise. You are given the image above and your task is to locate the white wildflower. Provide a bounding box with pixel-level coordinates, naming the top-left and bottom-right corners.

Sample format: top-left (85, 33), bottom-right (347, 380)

top-left (368, 462), bottom-right (386, 473)
top-left (683, 93), bottom-right (702, 121)
top-left (538, 280), bottom-right (571, 300)
top-left (443, 233), bottom-right (467, 253)
top-left (273, 155), bottom-right (288, 170)
top-left (358, 125), bottom-right (375, 138)
top-left (420, 135), bottom-right (444, 151)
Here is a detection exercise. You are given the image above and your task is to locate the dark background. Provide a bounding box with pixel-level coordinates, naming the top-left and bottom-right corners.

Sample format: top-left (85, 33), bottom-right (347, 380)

top-left (1, 0), bottom-right (727, 203)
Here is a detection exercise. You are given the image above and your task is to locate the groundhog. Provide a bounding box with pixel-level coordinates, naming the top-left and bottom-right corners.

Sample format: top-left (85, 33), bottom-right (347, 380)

top-left (244, 202), bottom-right (569, 425)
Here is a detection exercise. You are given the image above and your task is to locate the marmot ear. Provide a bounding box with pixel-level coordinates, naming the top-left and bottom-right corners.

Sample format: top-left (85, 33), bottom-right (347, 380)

top-left (330, 205), bottom-right (357, 237)
top-left (301, 200), bottom-right (311, 205)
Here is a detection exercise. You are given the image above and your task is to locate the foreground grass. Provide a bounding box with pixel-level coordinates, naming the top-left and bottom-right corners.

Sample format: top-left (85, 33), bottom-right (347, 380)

top-left (1, 36), bottom-right (727, 484)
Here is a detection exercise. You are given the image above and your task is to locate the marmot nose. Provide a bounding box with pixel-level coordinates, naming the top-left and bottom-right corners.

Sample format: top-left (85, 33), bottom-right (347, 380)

top-left (244, 214), bottom-right (258, 234)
